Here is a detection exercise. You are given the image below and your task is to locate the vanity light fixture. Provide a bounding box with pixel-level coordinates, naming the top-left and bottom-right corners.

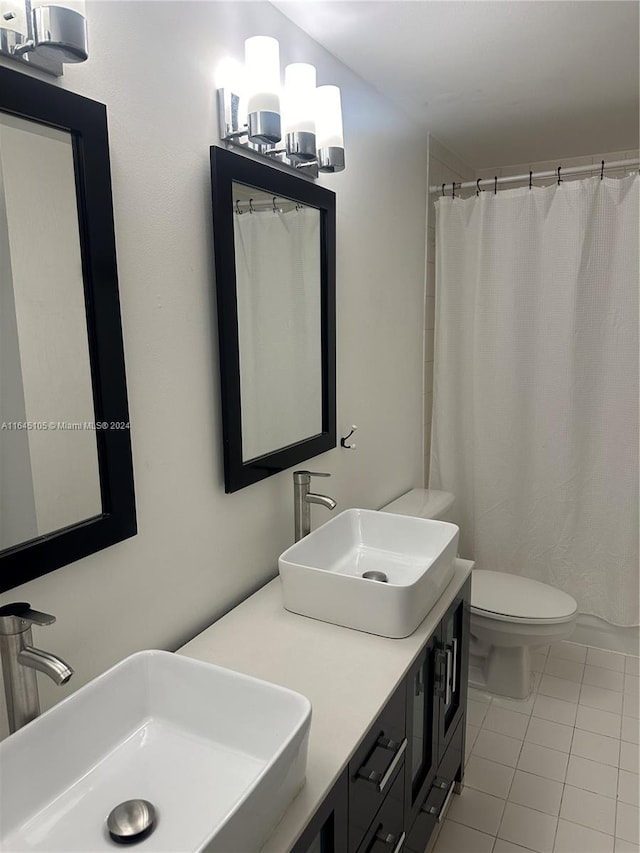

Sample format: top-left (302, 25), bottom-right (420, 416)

top-left (283, 62), bottom-right (317, 163)
top-left (0, 0), bottom-right (88, 76)
top-left (315, 85), bottom-right (345, 173)
top-left (217, 36), bottom-right (345, 177)
top-left (245, 35), bottom-right (281, 145)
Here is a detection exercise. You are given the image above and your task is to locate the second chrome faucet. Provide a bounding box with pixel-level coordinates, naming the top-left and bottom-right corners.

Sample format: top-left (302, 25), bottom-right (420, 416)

top-left (293, 471), bottom-right (336, 542)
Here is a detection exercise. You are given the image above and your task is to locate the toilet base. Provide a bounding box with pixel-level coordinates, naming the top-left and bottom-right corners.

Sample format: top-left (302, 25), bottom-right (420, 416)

top-left (469, 654), bottom-right (536, 699)
top-left (486, 645), bottom-right (531, 699)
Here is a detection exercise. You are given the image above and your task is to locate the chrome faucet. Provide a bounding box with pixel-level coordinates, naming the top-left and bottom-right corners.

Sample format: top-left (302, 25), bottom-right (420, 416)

top-left (0, 602), bottom-right (73, 734)
top-left (293, 470), bottom-right (337, 542)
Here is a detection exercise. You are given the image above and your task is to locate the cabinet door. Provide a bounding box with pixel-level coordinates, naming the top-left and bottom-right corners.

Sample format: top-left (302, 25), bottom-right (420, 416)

top-left (292, 770), bottom-right (348, 853)
top-left (404, 633), bottom-right (439, 827)
top-left (436, 578), bottom-right (470, 763)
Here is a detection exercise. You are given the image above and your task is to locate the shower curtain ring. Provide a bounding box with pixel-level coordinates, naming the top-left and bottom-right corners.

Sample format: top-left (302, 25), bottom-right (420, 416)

top-left (557, 166), bottom-right (562, 185)
top-left (442, 183), bottom-right (445, 197)
top-left (249, 198), bottom-right (254, 213)
top-left (529, 171), bottom-right (533, 190)
top-left (476, 178), bottom-right (481, 196)
top-left (236, 199), bottom-right (242, 215)
top-left (494, 176), bottom-right (497, 195)
top-left (601, 160), bottom-right (605, 180)
top-left (452, 182), bottom-right (455, 199)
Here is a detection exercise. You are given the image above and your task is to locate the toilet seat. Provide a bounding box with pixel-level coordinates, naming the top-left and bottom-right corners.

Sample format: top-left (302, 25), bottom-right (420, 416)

top-left (471, 570), bottom-right (578, 625)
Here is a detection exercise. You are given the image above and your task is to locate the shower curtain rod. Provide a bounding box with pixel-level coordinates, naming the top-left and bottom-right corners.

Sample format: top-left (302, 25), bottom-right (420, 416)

top-left (429, 158), bottom-right (640, 194)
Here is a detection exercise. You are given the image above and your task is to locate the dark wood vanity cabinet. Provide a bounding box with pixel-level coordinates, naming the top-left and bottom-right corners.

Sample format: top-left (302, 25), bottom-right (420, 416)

top-left (404, 582), bottom-right (470, 853)
top-left (348, 680), bottom-right (407, 853)
top-left (293, 578), bottom-right (470, 853)
top-left (292, 772), bottom-right (349, 853)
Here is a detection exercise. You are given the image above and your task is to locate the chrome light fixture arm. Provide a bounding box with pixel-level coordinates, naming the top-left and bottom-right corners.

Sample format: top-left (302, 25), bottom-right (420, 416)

top-left (0, 0), bottom-right (88, 77)
top-left (218, 88), bottom-right (321, 178)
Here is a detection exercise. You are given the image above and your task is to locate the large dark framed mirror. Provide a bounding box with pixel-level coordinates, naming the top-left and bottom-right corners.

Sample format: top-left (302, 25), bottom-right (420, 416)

top-left (0, 66), bottom-right (136, 592)
top-left (210, 147), bottom-right (336, 493)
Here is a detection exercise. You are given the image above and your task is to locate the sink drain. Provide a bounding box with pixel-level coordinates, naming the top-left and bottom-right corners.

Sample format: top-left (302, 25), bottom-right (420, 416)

top-left (107, 799), bottom-right (156, 844)
top-left (362, 570), bottom-right (388, 583)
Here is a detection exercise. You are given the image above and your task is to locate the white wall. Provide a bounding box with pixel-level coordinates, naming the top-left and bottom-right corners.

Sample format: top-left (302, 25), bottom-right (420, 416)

top-left (0, 1), bottom-right (429, 737)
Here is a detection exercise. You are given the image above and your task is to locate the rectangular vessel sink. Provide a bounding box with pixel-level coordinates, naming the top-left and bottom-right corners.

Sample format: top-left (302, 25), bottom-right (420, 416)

top-left (0, 650), bottom-right (311, 852)
top-left (279, 508), bottom-right (459, 638)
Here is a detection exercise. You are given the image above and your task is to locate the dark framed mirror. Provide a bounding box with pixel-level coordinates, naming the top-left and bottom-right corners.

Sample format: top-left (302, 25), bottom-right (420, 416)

top-left (0, 66), bottom-right (136, 592)
top-left (210, 147), bottom-right (336, 493)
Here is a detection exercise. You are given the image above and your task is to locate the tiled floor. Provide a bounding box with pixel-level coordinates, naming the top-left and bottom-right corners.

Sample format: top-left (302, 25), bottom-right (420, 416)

top-left (432, 642), bottom-right (640, 853)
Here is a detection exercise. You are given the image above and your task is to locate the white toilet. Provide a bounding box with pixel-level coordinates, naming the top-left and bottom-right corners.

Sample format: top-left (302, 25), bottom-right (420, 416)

top-left (380, 489), bottom-right (578, 699)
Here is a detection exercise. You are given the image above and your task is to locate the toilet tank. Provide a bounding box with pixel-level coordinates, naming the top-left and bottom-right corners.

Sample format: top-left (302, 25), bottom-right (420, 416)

top-left (380, 489), bottom-right (455, 521)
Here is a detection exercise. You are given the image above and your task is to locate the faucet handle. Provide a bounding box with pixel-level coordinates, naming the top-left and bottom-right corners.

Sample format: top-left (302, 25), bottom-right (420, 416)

top-left (21, 607), bottom-right (56, 627)
top-left (293, 470), bottom-right (331, 484)
top-left (0, 602), bottom-right (55, 627)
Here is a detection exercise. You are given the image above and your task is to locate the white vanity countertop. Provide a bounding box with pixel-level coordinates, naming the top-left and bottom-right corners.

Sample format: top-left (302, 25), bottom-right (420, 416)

top-left (178, 559), bottom-right (472, 852)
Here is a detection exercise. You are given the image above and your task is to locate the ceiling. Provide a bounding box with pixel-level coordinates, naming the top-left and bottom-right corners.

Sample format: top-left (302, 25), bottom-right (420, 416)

top-left (273, 1), bottom-right (640, 168)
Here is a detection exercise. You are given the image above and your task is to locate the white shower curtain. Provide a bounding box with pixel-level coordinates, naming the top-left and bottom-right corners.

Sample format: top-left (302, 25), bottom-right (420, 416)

top-left (234, 205), bottom-right (321, 462)
top-left (430, 175), bottom-right (639, 627)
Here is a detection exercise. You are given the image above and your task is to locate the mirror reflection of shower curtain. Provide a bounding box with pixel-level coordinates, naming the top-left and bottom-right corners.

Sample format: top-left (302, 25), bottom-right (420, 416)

top-left (233, 206), bottom-right (322, 462)
top-left (430, 175), bottom-right (639, 626)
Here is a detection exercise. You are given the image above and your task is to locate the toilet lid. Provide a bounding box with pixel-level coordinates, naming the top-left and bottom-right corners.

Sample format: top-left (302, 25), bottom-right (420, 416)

top-left (471, 570), bottom-right (578, 622)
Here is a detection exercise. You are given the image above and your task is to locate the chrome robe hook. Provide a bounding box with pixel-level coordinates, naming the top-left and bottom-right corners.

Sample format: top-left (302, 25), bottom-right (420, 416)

top-left (340, 425), bottom-right (358, 449)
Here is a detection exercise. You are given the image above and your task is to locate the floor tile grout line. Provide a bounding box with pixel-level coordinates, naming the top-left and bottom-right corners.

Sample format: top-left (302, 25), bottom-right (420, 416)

top-left (614, 775), bottom-right (619, 849)
top-left (443, 816), bottom-right (497, 847)
top-left (556, 810), bottom-right (616, 839)
top-left (464, 642), bottom-right (638, 853)
top-left (495, 677), bottom-right (548, 844)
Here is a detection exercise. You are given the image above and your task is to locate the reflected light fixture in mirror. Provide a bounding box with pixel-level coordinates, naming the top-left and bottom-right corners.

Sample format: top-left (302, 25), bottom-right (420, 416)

top-left (0, 0), bottom-right (88, 76)
top-left (217, 35), bottom-right (345, 178)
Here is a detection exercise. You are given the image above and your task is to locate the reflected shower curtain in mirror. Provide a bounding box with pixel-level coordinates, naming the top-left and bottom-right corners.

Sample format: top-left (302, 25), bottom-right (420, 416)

top-left (430, 175), bottom-right (639, 626)
top-left (233, 205), bottom-right (321, 462)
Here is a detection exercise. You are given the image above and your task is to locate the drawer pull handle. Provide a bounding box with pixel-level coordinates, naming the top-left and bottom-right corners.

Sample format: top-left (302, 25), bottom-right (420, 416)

top-left (357, 736), bottom-right (408, 793)
top-left (435, 649), bottom-right (449, 703)
top-left (375, 829), bottom-right (406, 853)
top-left (444, 647), bottom-right (453, 707)
top-left (451, 637), bottom-right (458, 698)
top-left (422, 779), bottom-right (455, 822)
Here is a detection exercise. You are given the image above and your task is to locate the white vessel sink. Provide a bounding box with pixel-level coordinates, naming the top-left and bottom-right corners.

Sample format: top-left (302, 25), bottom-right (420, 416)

top-left (279, 508), bottom-right (459, 638)
top-left (0, 650), bottom-right (311, 852)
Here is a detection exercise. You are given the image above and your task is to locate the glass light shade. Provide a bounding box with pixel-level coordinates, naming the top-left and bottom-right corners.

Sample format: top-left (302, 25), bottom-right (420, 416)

top-left (315, 85), bottom-right (344, 149)
top-left (244, 35), bottom-right (280, 115)
top-left (31, 0), bottom-right (85, 12)
top-left (283, 63), bottom-right (316, 134)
